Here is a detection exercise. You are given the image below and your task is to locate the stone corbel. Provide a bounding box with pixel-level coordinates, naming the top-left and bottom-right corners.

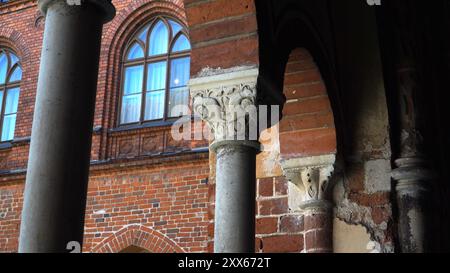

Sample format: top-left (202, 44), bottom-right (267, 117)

top-left (282, 154), bottom-right (336, 212)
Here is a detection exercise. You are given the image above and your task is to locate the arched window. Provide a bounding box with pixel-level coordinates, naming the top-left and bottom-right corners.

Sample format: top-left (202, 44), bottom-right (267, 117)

top-left (119, 17), bottom-right (191, 125)
top-left (0, 48), bottom-right (21, 142)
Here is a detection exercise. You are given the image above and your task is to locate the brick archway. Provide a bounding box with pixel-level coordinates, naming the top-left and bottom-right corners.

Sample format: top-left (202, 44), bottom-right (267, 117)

top-left (90, 225), bottom-right (185, 253)
top-left (0, 26), bottom-right (32, 65)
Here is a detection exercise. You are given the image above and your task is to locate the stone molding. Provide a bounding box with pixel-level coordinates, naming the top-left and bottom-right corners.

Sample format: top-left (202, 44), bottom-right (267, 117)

top-left (391, 157), bottom-right (435, 194)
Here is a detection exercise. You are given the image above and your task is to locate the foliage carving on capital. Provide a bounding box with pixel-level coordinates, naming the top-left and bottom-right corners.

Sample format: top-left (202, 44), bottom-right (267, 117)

top-left (281, 155), bottom-right (336, 209)
top-left (191, 81), bottom-right (258, 141)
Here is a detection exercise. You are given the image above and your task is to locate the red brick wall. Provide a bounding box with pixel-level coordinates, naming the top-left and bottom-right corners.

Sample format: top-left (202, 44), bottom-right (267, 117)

top-left (185, 0), bottom-right (259, 76)
top-left (255, 176), bottom-right (304, 253)
top-left (83, 159), bottom-right (210, 253)
top-left (280, 48), bottom-right (336, 159)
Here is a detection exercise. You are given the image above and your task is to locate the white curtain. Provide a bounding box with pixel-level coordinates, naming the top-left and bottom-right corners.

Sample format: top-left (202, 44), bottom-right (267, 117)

top-left (145, 91), bottom-right (165, 120)
top-left (121, 94), bottom-right (141, 124)
top-left (149, 21), bottom-right (168, 56)
top-left (121, 65), bottom-right (143, 123)
top-left (0, 53), bottom-right (7, 85)
top-left (169, 57), bottom-right (190, 117)
top-left (145, 61), bottom-right (167, 120)
top-left (1, 88), bottom-right (20, 141)
top-left (1, 114), bottom-right (16, 141)
top-left (0, 91), bottom-right (3, 116)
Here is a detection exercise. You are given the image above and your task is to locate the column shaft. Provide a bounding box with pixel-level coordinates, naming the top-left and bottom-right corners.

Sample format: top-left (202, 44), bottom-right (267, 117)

top-left (213, 141), bottom-right (258, 253)
top-left (19, 0), bottom-right (114, 252)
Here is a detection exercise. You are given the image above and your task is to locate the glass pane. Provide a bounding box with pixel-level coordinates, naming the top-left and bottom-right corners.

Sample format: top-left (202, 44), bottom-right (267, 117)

top-left (138, 26), bottom-right (149, 43)
top-left (123, 65), bottom-right (143, 95)
top-left (1, 114), bottom-right (16, 142)
top-left (170, 57), bottom-right (190, 88)
top-left (169, 87), bottom-right (189, 117)
top-left (120, 94), bottom-right (141, 124)
top-left (10, 53), bottom-right (19, 67)
top-left (0, 91), bottom-right (3, 115)
top-left (172, 35), bottom-right (191, 52)
top-left (0, 53), bottom-right (7, 84)
top-left (147, 61), bottom-right (167, 91)
top-left (5, 88), bottom-right (20, 114)
top-left (168, 20), bottom-right (183, 37)
top-left (8, 66), bottom-right (22, 82)
top-left (127, 43), bottom-right (144, 60)
top-left (149, 20), bottom-right (169, 56)
top-left (144, 90), bottom-right (165, 120)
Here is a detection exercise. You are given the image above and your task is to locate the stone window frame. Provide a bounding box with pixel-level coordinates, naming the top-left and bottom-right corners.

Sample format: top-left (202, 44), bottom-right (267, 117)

top-left (117, 15), bottom-right (191, 128)
top-left (0, 47), bottom-right (21, 143)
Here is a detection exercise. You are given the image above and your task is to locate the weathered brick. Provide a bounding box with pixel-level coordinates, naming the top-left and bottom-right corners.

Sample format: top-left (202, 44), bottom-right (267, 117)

top-left (256, 217), bottom-right (278, 234)
top-left (262, 235), bottom-right (304, 253)
top-left (258, 177), bottom-right (273, 197)
top-left (280, 215), bottom-right (304, 233)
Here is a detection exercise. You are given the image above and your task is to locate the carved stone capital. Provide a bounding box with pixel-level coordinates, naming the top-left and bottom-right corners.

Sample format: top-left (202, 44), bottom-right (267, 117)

top-left (281, 155), bottom-right (336, 211)
top-left (189, 68), bottom-right (258, 143)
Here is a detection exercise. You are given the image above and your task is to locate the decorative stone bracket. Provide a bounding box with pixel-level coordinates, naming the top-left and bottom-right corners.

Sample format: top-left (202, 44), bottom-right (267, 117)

top-left (189, 68), bottom-right (259, 143)
top-left (282, 154), bottom-right (336, 211)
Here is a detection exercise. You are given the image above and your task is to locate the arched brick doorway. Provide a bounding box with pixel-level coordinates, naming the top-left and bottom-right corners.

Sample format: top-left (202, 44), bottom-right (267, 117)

top-left (90, 225), bottom-right (185, 253)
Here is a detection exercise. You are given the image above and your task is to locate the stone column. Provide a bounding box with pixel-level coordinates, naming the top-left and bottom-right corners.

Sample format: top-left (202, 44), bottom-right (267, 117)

top-left (381, 1), bottom-right (435, 253)
top-left (19, 0), bottom-right (115, 253)
top-left (190, 68), bottom-right (260, 253)
top-left (282, 154), bottom-right (335, 253)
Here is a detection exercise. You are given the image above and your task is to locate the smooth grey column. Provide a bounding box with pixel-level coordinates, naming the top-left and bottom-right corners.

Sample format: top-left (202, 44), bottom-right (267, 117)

top-left (212, 140), bottom-right (259, 253)
top-left (19, 0), bottom-right (115, 253)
